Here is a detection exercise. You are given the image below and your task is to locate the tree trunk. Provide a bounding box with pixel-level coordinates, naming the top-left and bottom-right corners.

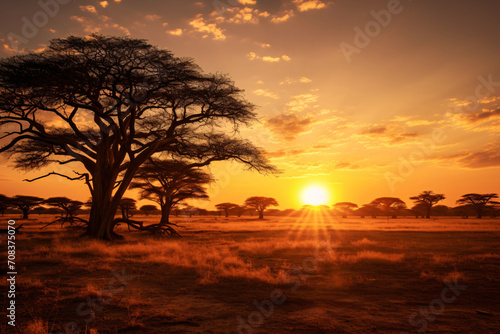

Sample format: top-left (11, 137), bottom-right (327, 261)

top-left (225, 210), bottom-right (229, 217)
top-left (426, 205), bottom-right (431, 219)
top-left (160, 204), bottom-right (171, 225)
top-left (258, 211), bottom-right (264, 219)
top-left (22, 209), bottom-right (29, 219)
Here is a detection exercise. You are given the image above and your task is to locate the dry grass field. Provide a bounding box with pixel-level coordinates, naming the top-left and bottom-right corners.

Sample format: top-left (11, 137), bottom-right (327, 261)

top-left (1, 213), bottom-right (499, 334)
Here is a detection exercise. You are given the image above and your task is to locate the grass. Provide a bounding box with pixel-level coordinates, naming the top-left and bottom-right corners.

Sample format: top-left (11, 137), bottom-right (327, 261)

top-left (1, 214), bottom-right (499, 333)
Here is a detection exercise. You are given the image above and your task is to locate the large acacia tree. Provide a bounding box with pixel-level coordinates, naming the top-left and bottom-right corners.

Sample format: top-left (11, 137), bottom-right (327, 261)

top-left (0, 35), bottom-right (275, 239)
top-left (410, 191), bottom-right (445, 219)
top-left (456, 193), bottom-right (499, 218)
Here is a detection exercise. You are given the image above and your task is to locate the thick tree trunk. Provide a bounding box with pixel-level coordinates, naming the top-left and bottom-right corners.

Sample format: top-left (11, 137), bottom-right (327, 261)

top-left (22, 209), bottom-right (29, 219)
top-left (426, 206), bottom-right (431, 219)
top-left (258, 211), bottom-right (264, 219)
top-left (160, 204), bottom-right (171, 225)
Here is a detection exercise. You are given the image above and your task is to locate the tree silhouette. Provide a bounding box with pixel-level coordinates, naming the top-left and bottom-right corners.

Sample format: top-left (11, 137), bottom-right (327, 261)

top-left (333, 202), bottom-right (358, 218)
top-left (140, 205), bottom-right (158, 216)
top-left (456, 193), bottom-right (499, 218)
top-left (119, 198), bottom-right (137, 220)
top-left (130, 159), bottom-right (212, 235)
top-left (232, 205), bottom-right (247, 217)
top-left (44, 197), bottom-right (86, 228)
top-left (244, 197), bottom-right (278, 219)
top-left (0, 35), bottom-right (276, 240)
top-left (370, 197), bottom-right (407, 218)
top-left (0, 194), bottom-right (9, 216)
top-left (410, 191), bottom-right (445, 219)
top-left (9, 195), bottom-right (44, 219)
top-left (215, 202), bottom-right (238, 217)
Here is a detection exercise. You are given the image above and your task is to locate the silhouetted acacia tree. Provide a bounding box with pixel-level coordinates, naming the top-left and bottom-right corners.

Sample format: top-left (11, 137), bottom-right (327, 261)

top-left (130, 160), bottom-right (212, 235)
top-left (119, 198), bottom-right (137, 220)
top-left (0, 194), bottom-right (9, 216)
top-left (215, 202), bottom-right (238, 217)
top-left (410, 191), bottom-right (445, 219)
top-left (333, 202), bottom-right (358, 218)
top-left (140, 205), bottom-right (158, 216)
top-left (456, 193), bottom-right (499, 218)
top-left (232, 205), bottom-right (247, 217)
top-left (8, 195), bottom-right (43, 219)
top-left (0, 35), bottom-right (275, 240)
top-left (370, 197), bottom-right (407, 218)
top-left (44, 197), bottom-right (86, 228)
top-left (244, 197), bottom-right (278, 219)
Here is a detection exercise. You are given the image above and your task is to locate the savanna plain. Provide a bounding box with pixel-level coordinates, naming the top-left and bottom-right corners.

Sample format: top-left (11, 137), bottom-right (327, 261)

top-left (1, 214), bottom-right (499, 334)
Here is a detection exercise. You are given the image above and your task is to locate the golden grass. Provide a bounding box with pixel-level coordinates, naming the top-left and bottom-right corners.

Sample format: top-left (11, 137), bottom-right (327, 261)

top-left (351, 238), bottom-right (378, 247)
top-left (334, 251), bottom-right (405, 263)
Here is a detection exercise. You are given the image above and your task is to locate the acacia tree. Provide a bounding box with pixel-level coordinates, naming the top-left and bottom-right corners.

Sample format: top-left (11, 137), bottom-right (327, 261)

top-left (232, 205), bottom-right (247, 217)
top-left (215, 202), bottom-right (238, 217)
top-left (9, 195), bottom-right (43, 219)
top-left (370, 197), bottom-right (407, 218)
top-left (0, 35), bottom-right (275, 240)
top-left (0, 194), bottom-right (9, 216)
top-left (44, 197), bottom-right (86, 228)
top-left (410, 191), bottom-right (445, 219)
top-left (119, 198), bottom-right (137, 220)
top-left (130, 159), bottom-right (212, 235)
top-left (244, 196), bottom-right (278, 219)
top-left (140, 205), bottom-right (158, 216)
top-left (333, 202), bottom-right (358, 218)
top-left (456, 193), bottom-right (499, 218)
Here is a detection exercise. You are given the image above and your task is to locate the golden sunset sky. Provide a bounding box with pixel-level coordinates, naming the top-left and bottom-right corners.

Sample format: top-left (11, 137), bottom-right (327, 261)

top-left (0, 0), bottom-right (499, 209)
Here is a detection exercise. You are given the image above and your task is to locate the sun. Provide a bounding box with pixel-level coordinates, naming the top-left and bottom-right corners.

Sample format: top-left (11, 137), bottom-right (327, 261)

top-left (300, 185), bottom-right (330, 206)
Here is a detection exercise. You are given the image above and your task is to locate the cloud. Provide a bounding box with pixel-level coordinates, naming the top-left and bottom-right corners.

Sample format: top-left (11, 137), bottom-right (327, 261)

top-left (145, 14), bottom-right (161, 21)
top-left (99, 1), bottom-right (108, 8)
top-left (439, 143), bottom-right (500, 168)
top-left (266, 113), bottom-right (315, 140)
top-left (222, 7), bottom-right (270, 24)
top-left (361, 126), bottom-right (387, 135)
top-left (189, 14), bottom-right (226, 40)
top-left (286, 93), bottom-right (319, 112)
top-left (247, 52), bottom-right (291, 63)
top-left (461, 108), bottom-right (500, 123)
top-left (254, 89), bottom-right (279, 99)
top-left (271, 10), bottom-right (295, 23)
top-left (358, 124), bottom-right (422, 145)
top-left (266, 149), bottom-right (306, 158)
top-left (293, 0), bottom-right (329, 12)
top-left (238, 0), bottom-right (257, 4)
top-left (70, 15), bottom-right (130, 35)
top-left (80, 5), bottom-right (97, 13)
top-left (258, 42), bottom-right (271, 48)
top-left (166, 28), bottom-right (183, 36)
top-left (280, 76), bottom-right (312, 85)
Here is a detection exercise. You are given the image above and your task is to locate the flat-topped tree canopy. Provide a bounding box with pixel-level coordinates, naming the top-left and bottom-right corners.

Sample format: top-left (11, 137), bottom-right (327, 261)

top-left (0, 34), bottom-right (277, 240)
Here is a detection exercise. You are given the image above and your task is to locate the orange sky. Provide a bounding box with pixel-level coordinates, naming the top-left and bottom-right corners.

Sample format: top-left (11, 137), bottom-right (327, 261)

top-left (1, 0), bottom-right (499, 209)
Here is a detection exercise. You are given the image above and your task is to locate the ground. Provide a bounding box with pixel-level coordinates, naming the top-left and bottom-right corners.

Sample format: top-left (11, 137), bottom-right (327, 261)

top-left (1, 213), bottom-right (499, 334)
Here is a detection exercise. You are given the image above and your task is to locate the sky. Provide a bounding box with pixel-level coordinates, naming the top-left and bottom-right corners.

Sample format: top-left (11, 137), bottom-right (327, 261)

top-left (0, 0), bottom-right (499, 210)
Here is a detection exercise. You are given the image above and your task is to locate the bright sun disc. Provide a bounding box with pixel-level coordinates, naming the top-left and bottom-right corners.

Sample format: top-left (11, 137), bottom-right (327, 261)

top-left (301, 185), bottom-right (330, 206)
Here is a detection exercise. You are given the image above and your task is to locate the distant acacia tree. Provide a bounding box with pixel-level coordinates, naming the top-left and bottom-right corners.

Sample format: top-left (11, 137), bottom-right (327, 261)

top-left (0, 194), bottom-right (9, 216)
top-left (9, 195), bottom-right (43, 219)
top-left (356, 204), bottom-right (380, 218)
top-left (410, 191), bottom-right (445, 219)
top-left (232, 205), bottom-right (247, 217)
top-left (44, 197), bottom-right (86, 228)
top-left (333, 202), bottom-right (358, 218)
top-left (0, 35), bottom-right (276, 240)
top-left (131, 160), bottom-right (212, 235)
top-left (370, 197), bottom-right (407, 218)
top-left (456, 193), bottom-right (499, 218)
top-left (119, 198), bottom-right (137, 220)
top-left (244, 197), bottom-right (278, 219)
top-left (140, 205), bottom-right (158, 216)
top-left (215, 202), bottom-right (238, 217)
